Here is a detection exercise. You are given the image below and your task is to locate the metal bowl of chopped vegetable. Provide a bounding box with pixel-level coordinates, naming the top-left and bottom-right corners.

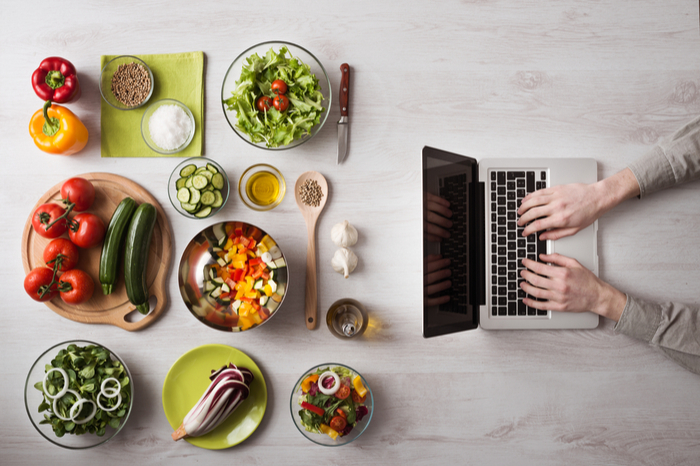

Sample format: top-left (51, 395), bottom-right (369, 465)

top-left (221, 41), bottom-right (331, 150)
top-left (99, 55), bottom-right (154, 110)
top-left (178, 221), bottom-right (289, 332)
top-left (290, 363), bottom-right (373, 446)
top-left (24, 340), bottom-right (134, 449)
top-left (141, 99), bottom-right (196, 154)
top-left (168, 157), bottom-right (230, 219)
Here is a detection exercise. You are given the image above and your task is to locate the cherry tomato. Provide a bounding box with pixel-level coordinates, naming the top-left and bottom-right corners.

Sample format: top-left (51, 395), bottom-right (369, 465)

top-left (60, 177), bottom-right (95, 212)
top-left (256, 96), bottom-right (273, 112)
top-left (24, 267), bottom-right (58, 302)
top-left (32, 203), bottom-right (68, 238)
top-left (329, 415), bottom-right (347, 432)
top-left (58, 269), bottom-right (94, 305)
top-left (335, 384), bottom-right (351, 400)
top-left (43, 238), bottom-right (80, 272)
top-left (336, 408), bottom-right (347, 419)
top-left (351, 390), bottom-right (367, 404)
top-left (273, 94), bottom-right (289, 112)
top-left (271, 79), bottom-right (288, 95)
top-left (68, 213), bottom-right (106, 248)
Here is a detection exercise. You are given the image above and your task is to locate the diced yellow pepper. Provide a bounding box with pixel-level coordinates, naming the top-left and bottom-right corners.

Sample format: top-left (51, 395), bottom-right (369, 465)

top-left (239, 302), bottom-right (250, 316)
top-left (237, 244), bottom-right (247, 252)
top-left (261, 235), bottom-right (276, 249)
top-left (247, 250), bottom-right (256, 258)
top-left (224, 237), bottom-right (233, 250)
top-left (352, 376), bottom-right (368, 397)
top-left (245, 291), bottom-right (258, 299)
top-left (251, 312), bottom-right (262, 324)
top-left (301, 374), bottom-right (319, 393)
top-left (319, 424), bottom-right (339, 440)
top-left (263, 284), bottom-right (272, 297)
top-left (238, 315), bottom-right (253, 330)
top-left (231, 261), bottom-right (246, 270)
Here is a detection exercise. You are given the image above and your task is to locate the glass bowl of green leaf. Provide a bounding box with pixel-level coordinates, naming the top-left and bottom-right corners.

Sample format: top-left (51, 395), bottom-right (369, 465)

top-left (24, 340), bottom-right (134, 449)
top-left (221, 41), bottom-right (331, 150)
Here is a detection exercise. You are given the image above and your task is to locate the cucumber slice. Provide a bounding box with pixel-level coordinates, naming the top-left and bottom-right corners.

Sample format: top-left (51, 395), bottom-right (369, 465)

top-left (177, 187), bottom-right (190, 203)
top-left (201, 191), bottom-right (216, 206)
top-left (195, 206), bottom-right (212, 218)
top-left (176, 177), bottom-right (187, 189)
top-left (185, 176), bottom-right (194, 188)
top-left (212, 173), bottom-right (225, 190)
top-left (192, 175), bottom-right (208, 189)
top-left (212, 190), bottom-right (224, 208)
top-left (198, 170), bottom-right (213, 182)
top-left (195, 166), bottom-right (208, 174)
top-left (181, 202), bottom-right (198, 212)
top-left (189, 187), bottom-right (201, 205)
top-left (213, 223), bottom-right (226, 245)
top-left (207, 163), bottom-right (219, 174)
top-left (180, 164), bottom-right (197, 177)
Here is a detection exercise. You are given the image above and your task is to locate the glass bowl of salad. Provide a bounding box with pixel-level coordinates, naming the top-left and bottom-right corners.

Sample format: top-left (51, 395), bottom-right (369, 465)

top-left (290, 363), bottom-right (373, 446)
top-left (178, 221), bottom-right (289, 331)
top-left (24, 340), bottom-right (134, 449)
top-left (221, 41), bottom-right (331, 150)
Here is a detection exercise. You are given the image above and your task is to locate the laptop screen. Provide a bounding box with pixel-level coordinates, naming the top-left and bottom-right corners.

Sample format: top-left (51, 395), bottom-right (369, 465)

top-left (422, 147), bottom-right (482, 337)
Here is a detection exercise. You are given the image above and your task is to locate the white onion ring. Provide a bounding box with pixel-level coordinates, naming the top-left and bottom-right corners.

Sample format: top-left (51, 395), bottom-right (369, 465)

top-left (318, 371), bottom-right (340, 395)
top-left (70, 398), bottom-right (97, 425)
top-left (100, 378), bottom-right (121, 398)
top-left (97, 391), bottom-right (122, 412)
top-left (43, 368), bottom-right (69, 400)
top-left (52, 389), bottom-right (81, 421)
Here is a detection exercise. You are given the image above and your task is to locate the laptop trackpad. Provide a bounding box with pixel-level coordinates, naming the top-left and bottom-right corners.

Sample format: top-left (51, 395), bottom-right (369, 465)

top-left (550, 223), bottom-right (597, 274)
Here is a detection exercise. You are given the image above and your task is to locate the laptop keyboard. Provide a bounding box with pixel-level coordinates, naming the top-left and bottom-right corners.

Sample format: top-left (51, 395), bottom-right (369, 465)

top-left (437, 174), bottom-right (469, 314)
top-left (489, 170), bottom-right (548, 317)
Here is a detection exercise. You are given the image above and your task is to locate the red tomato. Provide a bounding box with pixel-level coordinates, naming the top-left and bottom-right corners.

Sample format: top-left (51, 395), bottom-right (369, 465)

top-left (60, 177), bottom-right (95, 212)
top-left (351, 390), bottom-right (366, 404)
top-left (68, 213), bottom-right (105, 248)
top-left (256, 96), bottom-right (273, 112)
top-left (273, 94), bottom-right (289, 112)
top-left (24, 267), bottom-right (58, 301)
top-left (43, 238), bottom-right (80, 272)
top-left (58, 269), bottom-right (94, 305)
top-left (335, 384), bottom-right (351, 400)
top-left (271, 79), bottom-right (288, 95)
top-left (329, 415), bottom-right (347, 432)
top-left (32, 203), bottom-right (68, 238)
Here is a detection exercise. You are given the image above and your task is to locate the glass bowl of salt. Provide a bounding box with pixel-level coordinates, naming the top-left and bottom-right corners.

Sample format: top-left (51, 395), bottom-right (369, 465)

top-left (141, 99), bottom-right (195, 154)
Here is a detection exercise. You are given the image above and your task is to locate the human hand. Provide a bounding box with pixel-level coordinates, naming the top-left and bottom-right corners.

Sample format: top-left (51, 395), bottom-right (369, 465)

top-left (517, 183), bottom-right (602, 240)
top-left (425, 193), bottom-right (452, 242)
top-left (424, 254), bottom-right (451, 306)
top-left (519, 253), bottom-right (626, 321)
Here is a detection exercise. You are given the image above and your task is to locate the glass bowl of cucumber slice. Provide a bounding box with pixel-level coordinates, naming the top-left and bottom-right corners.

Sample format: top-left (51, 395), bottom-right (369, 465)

top-left (168, 157), bottom-right (230, 219)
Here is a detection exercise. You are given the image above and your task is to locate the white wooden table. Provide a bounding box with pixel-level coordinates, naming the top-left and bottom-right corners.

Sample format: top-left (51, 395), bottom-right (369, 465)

top-left (2, 1), bottom-right (700, 464)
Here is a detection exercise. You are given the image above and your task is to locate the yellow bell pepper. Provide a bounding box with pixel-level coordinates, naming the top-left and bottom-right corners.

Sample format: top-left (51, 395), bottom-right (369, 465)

top-left (29, 100), bottom-right (88, 155)
top-left (319, 424), bottom-right (339, 440)
top-left (353, 376), bottom-right (368, 398)
top-left (301, 374), bottom-right (319, 393)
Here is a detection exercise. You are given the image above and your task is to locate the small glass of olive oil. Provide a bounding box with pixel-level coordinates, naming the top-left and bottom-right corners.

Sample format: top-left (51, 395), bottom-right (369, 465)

top-left (238, 164), bottom-right (286, 211)
top-left (326, 298), bottom-right (368, 339)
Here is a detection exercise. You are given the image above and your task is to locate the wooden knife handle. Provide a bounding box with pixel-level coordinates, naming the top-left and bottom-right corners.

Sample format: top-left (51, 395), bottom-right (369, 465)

top-left (339, 63), bottom-right (350, 117)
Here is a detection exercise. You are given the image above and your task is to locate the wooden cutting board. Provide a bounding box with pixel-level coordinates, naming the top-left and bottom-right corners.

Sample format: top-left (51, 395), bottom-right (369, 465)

top-left (21, 173), bottom-right (173, 331)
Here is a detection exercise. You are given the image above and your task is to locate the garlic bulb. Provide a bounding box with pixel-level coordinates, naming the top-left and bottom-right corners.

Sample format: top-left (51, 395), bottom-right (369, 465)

top-left (331, 248), bottom-right (358, 278)
top-left (330, 220), bottom-right (358, 247)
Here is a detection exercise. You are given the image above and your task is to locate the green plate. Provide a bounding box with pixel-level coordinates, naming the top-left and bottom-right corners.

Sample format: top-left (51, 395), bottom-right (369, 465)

top-left (162, 344), bottom-right (267, 449)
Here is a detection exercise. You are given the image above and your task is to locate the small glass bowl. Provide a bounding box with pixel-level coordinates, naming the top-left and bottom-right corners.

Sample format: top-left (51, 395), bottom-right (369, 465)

top-left (290, 363), bottom-right (373, 446)
top-left (238, 164), bottom-right (286, 211)
top-left (141, 99), bottom-right (196, 154)
top-left (221, 41), bottom-right (331, 151)
top-left (99, 55), bottom-right (154, 110)
top-left (168, 157), bottom-right (230, 219)
top-left (24, 340), bottom-right (134, 449)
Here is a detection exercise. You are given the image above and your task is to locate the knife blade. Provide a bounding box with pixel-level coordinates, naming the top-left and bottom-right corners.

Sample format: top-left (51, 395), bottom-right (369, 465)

top-left (337, 63), bottom-right (350, 164)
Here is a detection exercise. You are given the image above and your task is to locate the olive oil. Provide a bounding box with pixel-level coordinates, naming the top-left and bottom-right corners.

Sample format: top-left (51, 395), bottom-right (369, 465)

top-left (326, 299), bottom-right (368, 339)
top-left (246, 171), bottom-right (280, 206)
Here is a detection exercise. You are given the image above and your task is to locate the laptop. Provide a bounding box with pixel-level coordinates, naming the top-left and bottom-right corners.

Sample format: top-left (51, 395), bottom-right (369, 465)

top-left (422, 146), bottom-right (599, 337)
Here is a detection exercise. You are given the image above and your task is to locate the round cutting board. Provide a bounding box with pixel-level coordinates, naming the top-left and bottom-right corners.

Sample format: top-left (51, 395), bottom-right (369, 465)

top-left (21, 173), bottom-right (173, 331)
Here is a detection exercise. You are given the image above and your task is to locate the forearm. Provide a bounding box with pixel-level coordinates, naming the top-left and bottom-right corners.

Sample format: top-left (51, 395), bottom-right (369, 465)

top-left (591, 281), bottom-right (627, 322)
top-left (592, 168), bottom-right (641, 215)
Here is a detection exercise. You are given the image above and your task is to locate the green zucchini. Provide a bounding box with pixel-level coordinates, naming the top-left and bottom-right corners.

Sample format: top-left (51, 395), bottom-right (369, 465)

top-left (124, 203), bottom-right (157, 314)
top-left (99, 197), bottom-right (137, 295)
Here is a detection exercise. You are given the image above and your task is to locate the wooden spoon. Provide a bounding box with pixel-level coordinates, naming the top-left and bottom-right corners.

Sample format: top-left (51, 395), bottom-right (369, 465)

top-left (295, 171), bottom-right (329, 329)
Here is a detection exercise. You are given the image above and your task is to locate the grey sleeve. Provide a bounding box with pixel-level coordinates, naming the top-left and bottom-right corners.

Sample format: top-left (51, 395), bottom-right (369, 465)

top-left (628, 115), bottom-right (700, 198)
top-left (614, 295), bottom-right (700, 375)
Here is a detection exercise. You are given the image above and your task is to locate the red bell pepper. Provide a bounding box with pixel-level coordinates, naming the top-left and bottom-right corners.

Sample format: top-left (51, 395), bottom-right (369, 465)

top-left (32, 57), bottom-right (81, 103)
top-left (249, 257), bottom-right (263, 266)
top-left (301, 401), bottom-right (325, 417)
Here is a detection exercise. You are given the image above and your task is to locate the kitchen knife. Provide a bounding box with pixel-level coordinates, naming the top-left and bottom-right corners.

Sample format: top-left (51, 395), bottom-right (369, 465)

top-left (337, 63), bottom-right (350, 164)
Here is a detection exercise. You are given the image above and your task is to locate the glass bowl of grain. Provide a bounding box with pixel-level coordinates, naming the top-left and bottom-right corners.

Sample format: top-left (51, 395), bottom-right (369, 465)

top-left (99, 55), bottom-right (154, 110)
top-left (238, 164), bottom-right (286, 211)
top-left (141, 99), bottom-right (196, 155)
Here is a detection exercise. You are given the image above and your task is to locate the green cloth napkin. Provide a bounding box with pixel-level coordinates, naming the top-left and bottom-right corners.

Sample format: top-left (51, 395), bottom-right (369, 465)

top-left (100, 51), bottom-right (204, 158)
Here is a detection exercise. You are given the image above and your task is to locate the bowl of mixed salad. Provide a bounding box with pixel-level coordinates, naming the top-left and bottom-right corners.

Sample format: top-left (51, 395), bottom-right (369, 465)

top-left (178, 221), bottom-right (289, 331)
top-left (24, 340), bottom-right (134, 449)
top-left (221, 41), bottom-right (331, 150)
top-left (290, 364), bottom-right (372, 446)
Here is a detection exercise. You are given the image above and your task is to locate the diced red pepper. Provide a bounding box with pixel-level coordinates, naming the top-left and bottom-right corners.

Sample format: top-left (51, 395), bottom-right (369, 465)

top-left (261, 271), bottom-right (270, 280)
top-left (232, 269), bottom-right (245, 282)
top-left (234, 228), bottom-right (243, 237)
top-left (249, 257), bottom-right (263, 266)
top-left (248, 238), bottom-right (257, 249)
top-left (301, 401), bottom-right (325, 417)
top-left (239, 236), bottom-right (250, 247)
top-left (251, 267), bottom-right (264, 279)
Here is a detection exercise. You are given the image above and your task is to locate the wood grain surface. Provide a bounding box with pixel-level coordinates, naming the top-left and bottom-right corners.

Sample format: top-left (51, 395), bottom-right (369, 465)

top-left (20, 173), bottom-right (173, 331)
top-left (2, 1), bottom-right (700, 465)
